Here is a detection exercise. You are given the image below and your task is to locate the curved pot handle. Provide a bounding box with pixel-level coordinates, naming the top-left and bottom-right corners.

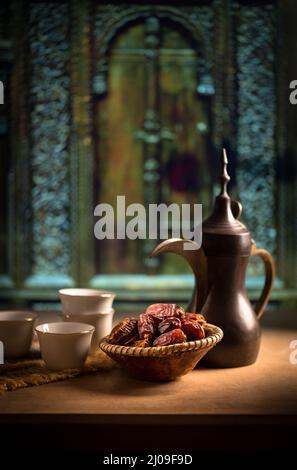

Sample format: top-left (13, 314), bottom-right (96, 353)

top-left (250, 240), bottom-right (275, 319)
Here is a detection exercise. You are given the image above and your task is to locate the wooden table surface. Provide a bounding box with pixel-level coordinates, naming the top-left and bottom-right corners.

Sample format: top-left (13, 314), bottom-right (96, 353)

top-left (0, 328), bottom-right (297, 454)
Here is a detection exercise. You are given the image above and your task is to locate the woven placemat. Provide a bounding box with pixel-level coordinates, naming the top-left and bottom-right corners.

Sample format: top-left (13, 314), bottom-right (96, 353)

top-left (0, 347), bottom-right (116, 394)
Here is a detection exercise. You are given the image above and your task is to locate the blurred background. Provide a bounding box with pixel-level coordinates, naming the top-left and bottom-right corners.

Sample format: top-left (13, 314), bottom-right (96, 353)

top-left (0, 0), bottom-right (296, 321)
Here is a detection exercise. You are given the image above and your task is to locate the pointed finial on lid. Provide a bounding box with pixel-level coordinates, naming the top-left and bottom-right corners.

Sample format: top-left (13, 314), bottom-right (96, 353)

top-left (220, 148), bottom-right (230, 196)
top-left (203, 147), bottom-right (249, 237)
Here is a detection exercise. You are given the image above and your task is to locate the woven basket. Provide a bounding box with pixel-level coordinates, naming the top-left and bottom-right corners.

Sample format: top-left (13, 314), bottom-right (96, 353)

top-left (100, 323), bottom-right (223, 381)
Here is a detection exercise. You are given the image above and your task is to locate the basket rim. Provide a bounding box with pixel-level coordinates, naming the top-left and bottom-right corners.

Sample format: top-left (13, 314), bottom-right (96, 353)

top-left (99, 323), bottom-right (223, 357)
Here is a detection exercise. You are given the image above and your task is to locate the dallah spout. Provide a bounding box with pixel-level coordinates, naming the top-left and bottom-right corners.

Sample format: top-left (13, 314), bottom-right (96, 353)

top-left (150, 238), bottom-right (208, 312)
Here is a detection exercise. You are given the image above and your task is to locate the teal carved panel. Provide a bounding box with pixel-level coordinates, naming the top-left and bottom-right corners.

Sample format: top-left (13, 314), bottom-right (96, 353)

top-left (28, 2), bottom-right (72, 282)
top-left (235, 4), bottom-right (276, 260)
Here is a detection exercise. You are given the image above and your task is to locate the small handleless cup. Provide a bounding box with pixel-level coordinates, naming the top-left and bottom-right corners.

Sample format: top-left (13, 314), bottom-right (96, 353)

top-left (0, 311), bottom-right (37, 359)
top-left (62, 309), bottom-right (114, 354)
top-left (36, 322), bottom-right (94, 371)
top-left (59, 288), bottom-right (115, 316)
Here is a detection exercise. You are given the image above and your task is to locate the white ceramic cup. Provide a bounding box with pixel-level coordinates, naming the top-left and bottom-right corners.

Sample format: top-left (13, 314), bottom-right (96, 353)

top-left (35, 322), bottom-right (94, 371)
top-left (62, 309), bottom-right (114, 354)
top-left (59, 288), bottom-right (115, 316)
top-left (0, 311), bottom-right (37, 358)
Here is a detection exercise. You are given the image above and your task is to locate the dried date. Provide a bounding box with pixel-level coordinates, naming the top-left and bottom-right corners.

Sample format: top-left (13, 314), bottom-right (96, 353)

top-left (138, 313), bottom-right (156, 340)
top-left (153, 328), bottom-right (186, 347)
top-left (108, 306), bottom-right (206, 349)
top-left (181, 319), bottom-right (205, 341)
top-left (109, 318), bottom-right (139, 345)
top-left (145, 303), bottom-right (185, 322)
top-left (185, 313), bottom-right (206, 324)
top-left (158, 316), bottom-right (181, 335)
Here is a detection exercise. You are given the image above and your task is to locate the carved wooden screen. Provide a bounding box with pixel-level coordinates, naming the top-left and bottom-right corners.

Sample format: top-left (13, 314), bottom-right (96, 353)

top-left (0, 0), bottom-right (296, 307)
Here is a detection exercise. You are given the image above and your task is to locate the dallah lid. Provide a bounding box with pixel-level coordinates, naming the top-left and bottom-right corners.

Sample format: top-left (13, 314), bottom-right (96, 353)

top-left (203, 149), bottom-right (249, 235)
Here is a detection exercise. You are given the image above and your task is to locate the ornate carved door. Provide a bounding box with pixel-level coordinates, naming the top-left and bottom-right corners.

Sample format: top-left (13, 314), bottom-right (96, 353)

top-left (93, 14), bottom-right (213, 276)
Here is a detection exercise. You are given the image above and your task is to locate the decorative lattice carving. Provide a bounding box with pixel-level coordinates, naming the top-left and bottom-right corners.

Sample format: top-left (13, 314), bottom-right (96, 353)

top-left (235, 5), bottom-right (276, 268)
top-left (29, 2), bottom-right (71, 276)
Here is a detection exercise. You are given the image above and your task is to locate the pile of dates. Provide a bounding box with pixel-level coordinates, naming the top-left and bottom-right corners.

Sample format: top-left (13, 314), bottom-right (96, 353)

top-left (109, 303), bottom-right (206, 347)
